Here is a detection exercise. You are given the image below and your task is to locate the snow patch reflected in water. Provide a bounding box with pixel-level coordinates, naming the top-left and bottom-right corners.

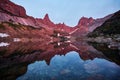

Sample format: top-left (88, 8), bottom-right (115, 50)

top-left (0, 42), bottom-right (10, 47)
top-left (0, 33), bottom-right (9, 37)
top-left (13, 38), bottom-right (21, 42)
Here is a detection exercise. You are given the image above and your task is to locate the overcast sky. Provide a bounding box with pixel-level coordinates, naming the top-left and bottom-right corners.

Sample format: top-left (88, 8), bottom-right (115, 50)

top-left (11, 0), bottom-right (120, 26)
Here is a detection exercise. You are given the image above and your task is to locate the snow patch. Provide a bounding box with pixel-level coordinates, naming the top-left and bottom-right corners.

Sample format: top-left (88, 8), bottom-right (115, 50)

top-left (0, 42), bottom-right (10, 47)
top-left (0, 33), bottom-right (9, 37)
top-left (13, 38), bottom-right (21, 42)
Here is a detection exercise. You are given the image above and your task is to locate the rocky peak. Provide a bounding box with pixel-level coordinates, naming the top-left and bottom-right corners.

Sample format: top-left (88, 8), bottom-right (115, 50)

top-left (57, 22), bottom-right (66, 27)
top-left (0, 0), bottom-right (27, 17)
top-left (77, 16), bottom-right (94, 27)
top-left (43, 14), bottom-right (55, 27)
top-left (44, 14), bottom-right (50, 21)
top-left (71, 17), bottom-right (95, 37)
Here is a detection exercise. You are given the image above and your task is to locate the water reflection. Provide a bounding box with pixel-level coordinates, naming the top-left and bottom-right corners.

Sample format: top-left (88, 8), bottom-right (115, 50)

top-left (0, 42), bottom-right (9, 47)
top-left (0, 40), bottom-right (120, 80)
top-left (17, 52), bottom-right (120, 80)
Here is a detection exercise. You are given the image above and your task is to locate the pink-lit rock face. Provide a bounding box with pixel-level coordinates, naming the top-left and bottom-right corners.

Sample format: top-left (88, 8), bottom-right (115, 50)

top-left (0, 0), bottom-right (40, 28)
top-left (43, 14), bottom-right (54, 26)
top-left (0, 0), bottom-right (113, 37)
top-left (77, 17), bottom-right (95, 27)
top-left (76, 15), bottom-right (112, 32)
top-left (0, 0), bottom-right (73, 34)
top-left (73, 14), bottom-right (113, 36)
top-left (0, 0), bottom-right (27, 17)
top-left (70, 17), bottom-right (94, 36)
top-left (88, 14), bottom-right (113, 32)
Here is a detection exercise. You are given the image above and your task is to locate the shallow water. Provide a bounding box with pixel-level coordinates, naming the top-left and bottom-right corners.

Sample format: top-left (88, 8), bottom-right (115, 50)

top-left (0, 41), bottom-right (120, 80)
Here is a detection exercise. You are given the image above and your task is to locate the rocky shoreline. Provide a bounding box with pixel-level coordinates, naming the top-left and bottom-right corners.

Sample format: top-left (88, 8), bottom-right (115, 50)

top-left (85, 36), bottom-right (120, 50)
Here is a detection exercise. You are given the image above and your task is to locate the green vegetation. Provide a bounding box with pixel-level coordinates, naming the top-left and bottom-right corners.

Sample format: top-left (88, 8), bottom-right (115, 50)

top-left (7, 22), bottom-right (22, 30)
top-left (0, 50), bottom-right (7, 56)
top-left (0, 23), bottom-right (5, 30)
top-left (0, 22), bottom-right (41, 31)
top-left (0, 21), bottom-right (46, 39)
top-left (50, 30), bottom-right (58, 37)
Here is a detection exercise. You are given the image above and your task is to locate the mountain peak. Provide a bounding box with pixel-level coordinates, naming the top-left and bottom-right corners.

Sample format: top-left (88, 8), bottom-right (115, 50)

top-left (44, 14), bottom-right (50, 21)
top-left (77, 16), bottom-right (94, 27)
top-left (43, 14), bottom-right (55, 27)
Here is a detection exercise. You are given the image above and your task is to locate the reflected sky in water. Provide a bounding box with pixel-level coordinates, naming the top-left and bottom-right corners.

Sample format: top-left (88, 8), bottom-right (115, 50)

top-left (17, 51), bottom-right (120, 80)
top-left (0, 40), bottom-right (120, 80)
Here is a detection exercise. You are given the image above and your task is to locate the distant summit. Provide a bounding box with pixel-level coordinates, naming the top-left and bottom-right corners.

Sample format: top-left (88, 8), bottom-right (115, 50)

top-left (77, 17), bottom-right (94, 27)
top-left (88, 10), bottom-right (120, 37)
top-left (70, 14), bottom-right (113, 37)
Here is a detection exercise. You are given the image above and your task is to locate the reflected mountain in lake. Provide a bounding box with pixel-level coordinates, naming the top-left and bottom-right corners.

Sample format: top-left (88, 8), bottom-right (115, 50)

top-left (0, 40), bottom-right (120, 80)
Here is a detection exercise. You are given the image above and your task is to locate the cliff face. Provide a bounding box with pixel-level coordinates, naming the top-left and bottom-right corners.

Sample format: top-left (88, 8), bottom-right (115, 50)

top-left (0, 22), bottom-right (53, 41)
top-left (0, 0), bottom-right (115, 38)
top-left (88, 14), bottom-right (113, 32)
top-left (42, 14), bottom-right (55, 27)
top-left (0, 0), bottom-right (75, 35)
top-left (77, 17), bottom-right (95, 27)
top-left (77, 15), bottom-right (113, 32)
top-left (0, 0), bottom-right (27, 17)
top-left (70, 14), bottom-right (113, 37)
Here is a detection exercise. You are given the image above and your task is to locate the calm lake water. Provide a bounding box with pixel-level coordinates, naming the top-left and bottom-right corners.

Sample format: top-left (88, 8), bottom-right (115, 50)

top-left (0, 40), bottom-right (120, 80)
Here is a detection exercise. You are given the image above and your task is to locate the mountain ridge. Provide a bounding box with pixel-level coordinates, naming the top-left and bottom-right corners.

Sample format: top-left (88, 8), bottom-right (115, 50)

top-left (0, 0), bottom-right (116, 37)
top-left (88, 10), bottom-right (120, 37)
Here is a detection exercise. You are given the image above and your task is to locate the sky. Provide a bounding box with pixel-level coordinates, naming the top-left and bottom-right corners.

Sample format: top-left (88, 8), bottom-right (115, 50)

top-left (11, 0), bottom-right (120, 27)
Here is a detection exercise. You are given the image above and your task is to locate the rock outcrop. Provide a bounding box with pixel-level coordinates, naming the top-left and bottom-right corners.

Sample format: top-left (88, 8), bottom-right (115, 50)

top-left (70, 17), bottom-right (94, 37)
top-left (0, 0), bottom-right (27, 17)
top-left (77, 17), bottom-right (95, 27)
top-left (42, 14), bottom-right (55, 28)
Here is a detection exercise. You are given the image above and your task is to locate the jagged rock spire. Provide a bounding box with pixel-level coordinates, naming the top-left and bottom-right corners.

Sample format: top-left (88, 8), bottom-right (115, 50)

top-left (44, 14), bottom-right (50, 21)
top-left (43, 14), bottom-right (55, 27)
